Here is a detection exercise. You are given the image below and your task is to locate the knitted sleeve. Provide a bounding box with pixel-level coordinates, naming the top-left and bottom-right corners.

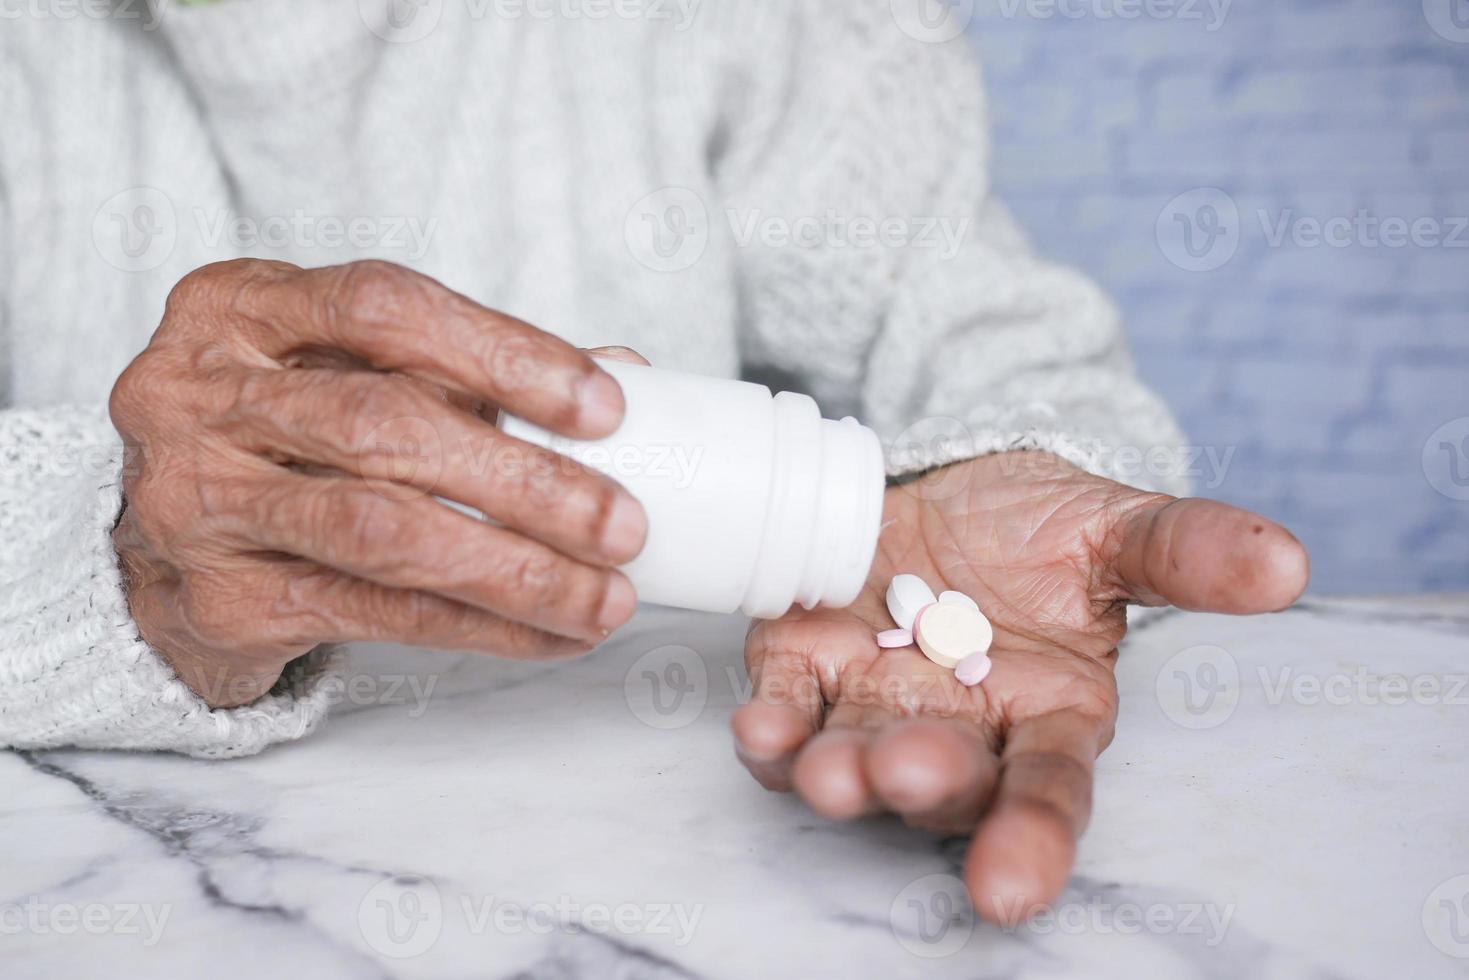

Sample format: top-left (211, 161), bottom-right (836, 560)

top-left (718, 1), bottom-right (1190, 496)
top-left (0, 405), bottom-right (342, 758)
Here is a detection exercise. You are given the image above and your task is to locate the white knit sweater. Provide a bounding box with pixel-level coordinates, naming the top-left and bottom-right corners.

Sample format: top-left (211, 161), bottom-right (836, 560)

top-left (0, 0), bottom-right (1186, 758)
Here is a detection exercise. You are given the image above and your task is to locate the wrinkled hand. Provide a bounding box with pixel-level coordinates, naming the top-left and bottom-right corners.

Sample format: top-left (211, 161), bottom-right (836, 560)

top-left (111, 258), bottom-right (649, 707)
top-left (733, 451), bottom-right (1308, 924)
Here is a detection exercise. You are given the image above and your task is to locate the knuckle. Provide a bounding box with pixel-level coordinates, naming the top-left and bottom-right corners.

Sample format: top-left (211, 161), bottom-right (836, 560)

top-left (497, 546), bottom-right (563, 605)
top-left (108, 354), bottom-right (168, 434)
top-left (578, 478), bottom-right (621, 548)
top-left (486, 328), bottom-right (571, 396)
top-left (329, 488), bottom-right (414, 564)
top-left (327, 259), bottom-right (416, 327)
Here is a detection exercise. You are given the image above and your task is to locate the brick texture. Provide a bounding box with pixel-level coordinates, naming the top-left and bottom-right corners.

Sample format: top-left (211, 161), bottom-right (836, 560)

top-left (969, 0), bottom-right (1469, 593)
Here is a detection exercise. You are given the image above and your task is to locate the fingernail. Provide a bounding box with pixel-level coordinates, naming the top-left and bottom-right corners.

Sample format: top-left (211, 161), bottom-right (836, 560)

top-left (577, 370), bottom-right (625, 436)
top-left (602, 493), bottom-right (648, 564)
top-left (598, 573), bottom-right (638, 634)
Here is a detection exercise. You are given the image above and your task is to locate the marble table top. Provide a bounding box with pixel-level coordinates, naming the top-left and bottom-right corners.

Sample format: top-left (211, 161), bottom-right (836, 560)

top-left (4, 595), bottom-right (1467, 979)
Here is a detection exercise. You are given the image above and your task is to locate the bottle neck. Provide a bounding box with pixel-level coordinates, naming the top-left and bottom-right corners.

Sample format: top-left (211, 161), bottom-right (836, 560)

top-left (741, 393), bottom-right (885, 618)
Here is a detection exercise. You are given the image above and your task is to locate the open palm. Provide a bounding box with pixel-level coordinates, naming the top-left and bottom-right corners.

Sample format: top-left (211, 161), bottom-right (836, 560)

top-left (732, 451), bottom-right (1308, 924)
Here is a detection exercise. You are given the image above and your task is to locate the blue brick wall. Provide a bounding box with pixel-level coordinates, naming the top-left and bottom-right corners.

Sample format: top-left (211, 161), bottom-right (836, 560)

top-left (968, 0), bottom-right (1469, 594)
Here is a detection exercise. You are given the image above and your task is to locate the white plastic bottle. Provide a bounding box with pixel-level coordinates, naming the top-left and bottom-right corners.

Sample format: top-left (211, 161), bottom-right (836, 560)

top-left (498, 361), bottom-right (886, 619)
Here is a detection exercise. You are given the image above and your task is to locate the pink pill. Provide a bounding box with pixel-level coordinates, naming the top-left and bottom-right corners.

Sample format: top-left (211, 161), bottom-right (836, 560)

top-left (955, 653), bottom-right (993, 687)
top-left (876, 629), bottom-right (914, 649)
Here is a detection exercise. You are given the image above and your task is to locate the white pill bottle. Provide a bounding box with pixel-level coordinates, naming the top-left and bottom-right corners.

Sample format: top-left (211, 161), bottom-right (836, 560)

top-left (498, 361), bottom-right (886, 619)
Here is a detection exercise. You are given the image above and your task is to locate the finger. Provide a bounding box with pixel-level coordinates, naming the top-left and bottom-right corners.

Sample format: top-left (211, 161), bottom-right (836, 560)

top-left (224, 367), bottom-right (647, 566)
top-left (585, 346), bottom-right (651, 367)
top-left (255, 562), bottom-right (594, 660)
top-left (210, 260), bottom-right (625, 439)
top-left (1106, 497), bottom-right (1310, 613)
top-left (731, 620), bottom-right (829, 791)
top-left (230, 471), bottom-right (638, 643)
top-left (865, 719), bottom-right (1000, 834)
top-left (964, 708), bottom-right (1103, 926)
top-left (791, 724), bottom-right (880, 820)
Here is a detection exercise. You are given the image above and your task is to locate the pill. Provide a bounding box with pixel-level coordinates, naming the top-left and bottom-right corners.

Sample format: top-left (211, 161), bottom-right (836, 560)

top-left (914, 602), bottom-right (994, 670)
top-left (886, 574), bottom-right (937, 631)
top-left (955, 653), bottom-right (993, 687)
top-left (938, 590), bottom-right (979, 612)
top-left (876, 629), bottom-right (914, 649)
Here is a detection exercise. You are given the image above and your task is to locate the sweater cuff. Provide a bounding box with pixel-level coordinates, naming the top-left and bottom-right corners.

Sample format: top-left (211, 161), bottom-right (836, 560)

top-left (882, 401), bottom-right (1193, 498)
top-left (0, 406), bottom-right (343, 759)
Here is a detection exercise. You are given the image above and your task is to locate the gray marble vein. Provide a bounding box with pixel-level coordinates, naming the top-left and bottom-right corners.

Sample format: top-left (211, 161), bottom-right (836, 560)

top-left (3, 598), bottom-right (1467, 979)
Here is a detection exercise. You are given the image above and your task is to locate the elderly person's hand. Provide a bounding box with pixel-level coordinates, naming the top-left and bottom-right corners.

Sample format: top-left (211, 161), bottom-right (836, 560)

top-left (110, 259), bottom-right (649, 707)
top-left (734, 451), bottom-right (1309, 924)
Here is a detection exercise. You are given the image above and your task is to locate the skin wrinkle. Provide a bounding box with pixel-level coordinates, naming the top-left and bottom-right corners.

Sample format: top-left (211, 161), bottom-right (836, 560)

top-left (736, 445), bottom-right (1308, 921)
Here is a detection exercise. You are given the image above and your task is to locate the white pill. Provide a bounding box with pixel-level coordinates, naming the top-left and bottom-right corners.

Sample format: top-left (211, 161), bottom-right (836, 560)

top-left (914, 602), bottom-right (993, 670)
top-left (885, 574), bottom-right (937, 631)
top-left (938, 590), bottom-right (979, 612)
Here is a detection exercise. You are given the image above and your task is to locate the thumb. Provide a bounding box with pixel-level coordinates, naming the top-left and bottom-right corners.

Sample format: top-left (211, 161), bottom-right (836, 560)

top-left (1104, 497), bottom-right (1310, 614)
